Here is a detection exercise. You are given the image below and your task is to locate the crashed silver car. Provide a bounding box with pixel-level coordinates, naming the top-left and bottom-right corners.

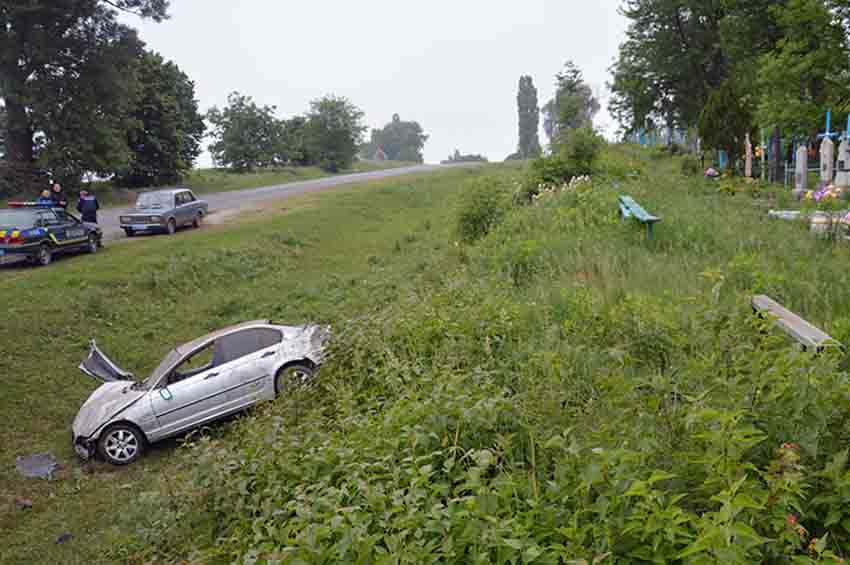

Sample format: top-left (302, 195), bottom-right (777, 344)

top-left (72, 321), bottom-right (329, 465)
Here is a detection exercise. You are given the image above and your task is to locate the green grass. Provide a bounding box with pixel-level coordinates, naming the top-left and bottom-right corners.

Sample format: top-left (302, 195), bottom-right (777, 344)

top-left (8, 146), bottom-right (850, 563)
top-left (0, 165), bottom-right (481, 564)
top-left (101, 146), bottom-right (850, 563)
top-left (1, 160), bottom-right (417, 208)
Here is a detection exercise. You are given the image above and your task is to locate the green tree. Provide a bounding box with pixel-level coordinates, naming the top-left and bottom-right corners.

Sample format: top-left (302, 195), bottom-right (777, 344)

top-left (305, 95), bottom-right (366, 172)
top-left (116, 51), bottom-right (205, 187)
top-left (362, 114), bottom-right (429, 163)
top-left (755, 0), bottom-right (850, 137)
top-left (543, 62), bottom-right (599, 148)
top-left (207, 92), bottom-right (282, 172)
top-left (517, 76), bottom-right (541, 159)
top-left (279, 116), bottom-right (312, 166)
top-left (0, 0), bottom-right (168, 189)
top-left (698, 78), bottom-right (754, 166)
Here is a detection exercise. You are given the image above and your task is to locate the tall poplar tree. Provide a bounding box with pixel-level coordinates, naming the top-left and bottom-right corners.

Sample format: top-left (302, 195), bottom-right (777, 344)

top-left (517, 76), bottom-right (541, 159)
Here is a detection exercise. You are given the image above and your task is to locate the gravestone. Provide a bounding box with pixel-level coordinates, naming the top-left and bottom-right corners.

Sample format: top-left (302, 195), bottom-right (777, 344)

top-left (795, 144), bottom-right (808, 191)
top-left (821, 137), bottom-right (835, 183)
top-left (835, 137), bottom-right (850, 188)
top-left (745, 134), bottom-right (753, 178)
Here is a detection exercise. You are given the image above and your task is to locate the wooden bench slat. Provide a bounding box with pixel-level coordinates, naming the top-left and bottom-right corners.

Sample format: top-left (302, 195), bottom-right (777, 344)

top-left (752, 295), bottom-right (837, 350)
top-left (618, 195), bottom-right (661, 223)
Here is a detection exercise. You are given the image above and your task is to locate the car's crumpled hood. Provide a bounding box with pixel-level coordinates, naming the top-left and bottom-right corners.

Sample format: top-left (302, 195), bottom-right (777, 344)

top-left (72, 382), bottom-right (146, 439)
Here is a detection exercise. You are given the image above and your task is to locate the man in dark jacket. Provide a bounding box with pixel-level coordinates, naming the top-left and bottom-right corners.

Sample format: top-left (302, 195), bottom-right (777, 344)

top-left (76, 190), bottom-right (100, 223)
top-left (50, 183), bottom-right (67, 208)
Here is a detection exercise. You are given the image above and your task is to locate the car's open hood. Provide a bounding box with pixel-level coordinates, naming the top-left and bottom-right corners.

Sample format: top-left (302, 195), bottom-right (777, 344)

top-left (79, 340), bottom-right (135, 383)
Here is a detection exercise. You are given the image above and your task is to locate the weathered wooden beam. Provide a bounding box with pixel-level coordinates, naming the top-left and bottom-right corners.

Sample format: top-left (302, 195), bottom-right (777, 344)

top-left (752, 294), bottom-right (839, 351)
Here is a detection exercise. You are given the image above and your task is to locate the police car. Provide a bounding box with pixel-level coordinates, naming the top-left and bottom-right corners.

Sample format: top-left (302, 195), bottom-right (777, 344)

top-left (0, 202), bottom-right (103, 266)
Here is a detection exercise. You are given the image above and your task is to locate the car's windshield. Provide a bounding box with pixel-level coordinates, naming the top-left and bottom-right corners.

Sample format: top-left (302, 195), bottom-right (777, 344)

top-left (0, 210), bottom-right (37, 228)
top-left (139, 348), bottom-right (183, 390)
top-left (135, 193), bottom-right (173, 210)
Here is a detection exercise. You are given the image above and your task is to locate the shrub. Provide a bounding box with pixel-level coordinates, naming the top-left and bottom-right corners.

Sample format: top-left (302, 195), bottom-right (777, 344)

top-left (456, 176), bottom-right (511, 243)
top-left (681, 155), bottom-right (701, 176)
top-left (561, 126), bottom-right (604, 176)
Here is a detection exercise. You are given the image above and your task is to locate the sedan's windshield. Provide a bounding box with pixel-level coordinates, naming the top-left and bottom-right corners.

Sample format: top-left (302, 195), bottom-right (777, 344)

top-left (135, 193), bottom-right (173, 210)
top-left (0, 210), bottom-right (37, 228)
top-left (139, 349), bottom-right (183, 389)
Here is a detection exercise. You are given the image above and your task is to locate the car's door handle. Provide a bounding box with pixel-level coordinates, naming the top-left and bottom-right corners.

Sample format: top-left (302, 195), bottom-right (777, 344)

top-left (204, 372), bottom-right (219, 380)
top-left (261, 351), bottom-right (276, 358)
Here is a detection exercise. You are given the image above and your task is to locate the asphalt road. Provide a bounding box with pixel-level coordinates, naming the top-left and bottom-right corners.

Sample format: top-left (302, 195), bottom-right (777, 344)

top-left (97, 163), bottom-right (453, 241)
top-left (0, 164), bottom-right (466, 269)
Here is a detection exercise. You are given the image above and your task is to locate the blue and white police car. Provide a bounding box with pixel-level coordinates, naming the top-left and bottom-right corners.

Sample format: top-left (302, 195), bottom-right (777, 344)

top-left (0, 202), bottom-right (103, 266)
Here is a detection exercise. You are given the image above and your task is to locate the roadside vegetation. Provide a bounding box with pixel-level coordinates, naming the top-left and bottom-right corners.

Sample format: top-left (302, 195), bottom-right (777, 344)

top-left (92, 144), bottom-right (850, 563)
top-left (0, 166), bottom-right (481, 564)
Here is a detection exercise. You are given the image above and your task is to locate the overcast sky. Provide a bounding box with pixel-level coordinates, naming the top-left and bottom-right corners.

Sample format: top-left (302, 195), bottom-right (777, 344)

top-left (126, 0), bottom-right (629, 165)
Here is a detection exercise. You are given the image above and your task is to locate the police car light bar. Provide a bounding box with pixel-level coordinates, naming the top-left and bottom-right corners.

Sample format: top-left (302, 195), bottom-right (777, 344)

top-left (7, 201), bottom-right (55, 208)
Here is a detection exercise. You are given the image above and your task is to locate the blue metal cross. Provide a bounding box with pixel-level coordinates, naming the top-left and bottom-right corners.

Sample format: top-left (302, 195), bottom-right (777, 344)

top-left (817, 109), bottom-right (841, 141)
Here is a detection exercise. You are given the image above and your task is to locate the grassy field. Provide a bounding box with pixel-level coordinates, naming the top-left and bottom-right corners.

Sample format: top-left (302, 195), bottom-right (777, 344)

top-left (6, 146), bottom-right (850, 563)
top-left (1, 160), bottom-right (416, 208)
top-left (102, 146), bottom-right (850, 563)
top-left (0, 165), bottom-right (481, 564)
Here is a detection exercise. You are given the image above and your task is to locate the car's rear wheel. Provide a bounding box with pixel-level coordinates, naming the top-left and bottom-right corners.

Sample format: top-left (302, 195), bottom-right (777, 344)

top-left (274, 363), bottom-right (315, 396)
top-left (166, 218), bottom-right (176, 235)
top-left (192, 212), bottom-right (203, 229)
top-left (86, 233), bottom-right (98, 254)
top-left (36, 243), bottom-right (52, 267)
top-left (98, 424), bottom-right (145, 466)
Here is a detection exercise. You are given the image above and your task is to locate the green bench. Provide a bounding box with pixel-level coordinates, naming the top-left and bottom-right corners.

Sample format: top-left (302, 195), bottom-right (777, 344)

top-left (618, 195), bottom-right (661, 239)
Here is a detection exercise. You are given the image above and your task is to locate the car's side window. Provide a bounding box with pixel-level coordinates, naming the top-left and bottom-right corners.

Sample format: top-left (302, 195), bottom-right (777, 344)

top-left (37, 211), bottom-right (59, 226)
top-left (169, 342), bottom-right (215, 385)
top-left (186, 191), bottom-right (196, 202)
top-left (212, 329), bottom-right (282, 366)
top-left (178, 192), bottom-right (189, 206)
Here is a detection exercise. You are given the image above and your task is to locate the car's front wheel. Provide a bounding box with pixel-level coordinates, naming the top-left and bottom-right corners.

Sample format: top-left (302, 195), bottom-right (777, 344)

top-left (86, 233), bottom-right (98, 254)
top-left (98, 424), bottom-right (145, 465)
top-left (35, 243), bottom-right (52, 267)
top-left (166, 218), bottom-right (177, 235)
top-left (274, 363), bottom-right (316, 396)
top-left (124, 228), bottom-right (134, 238)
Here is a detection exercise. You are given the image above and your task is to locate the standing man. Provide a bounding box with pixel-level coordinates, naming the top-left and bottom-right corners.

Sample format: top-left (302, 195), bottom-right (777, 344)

top-left (50, 183), bottom-right (67, 208)
top-left (76, 190), bottom-right (100, 223)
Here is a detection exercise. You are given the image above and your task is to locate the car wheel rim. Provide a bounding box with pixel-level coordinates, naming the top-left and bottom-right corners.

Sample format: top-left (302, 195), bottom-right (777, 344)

top-left (105, 429), bottom-right (138, 462)
top-left (39, 248), bottom-right (50, 265)
top-left (285, 368), bottom-right (311, 387)
top-left (168, 221), bottom-right (175, 234)
top-left (89, 236), bottom-right (97, 252)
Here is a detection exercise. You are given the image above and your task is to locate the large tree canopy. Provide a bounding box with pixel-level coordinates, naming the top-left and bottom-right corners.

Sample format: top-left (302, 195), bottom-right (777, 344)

top-left (207, 93), bottom-right (282, 172)
top-left (0, 0), bottom-right (169, 189)
top-left (117, 51), bottom-right (205, 187)
top-left (361, 114), bottom-right (429, 163)
top-left (306, 95), bottom-right (366, 172)
top-left (543, 62), bottom-right (600, 148)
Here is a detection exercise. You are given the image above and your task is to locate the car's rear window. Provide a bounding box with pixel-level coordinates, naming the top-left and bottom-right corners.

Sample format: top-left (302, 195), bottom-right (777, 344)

top-left (0, 210), bottom-right (37, 228)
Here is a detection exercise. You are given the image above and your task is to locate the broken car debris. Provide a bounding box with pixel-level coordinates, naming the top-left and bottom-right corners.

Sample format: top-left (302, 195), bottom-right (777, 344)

top-left (15, 452), bottom-right (60, 480)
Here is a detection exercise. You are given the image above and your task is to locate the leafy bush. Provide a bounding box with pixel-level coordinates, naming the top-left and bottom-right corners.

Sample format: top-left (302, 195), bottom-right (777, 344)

top-left (519, 128), bottom-right (604, 203)
top-left (456, 175), bottom-right (512, 243)
top-left (561, 126), bottom-right (604, 176)
top-left (681, 155), bottom-right (701, 176)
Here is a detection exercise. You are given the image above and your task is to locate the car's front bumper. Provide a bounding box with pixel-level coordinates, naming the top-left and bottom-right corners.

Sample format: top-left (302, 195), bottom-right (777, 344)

top-left (72, 434), bottom-right (96, 460)
top-left (121, 223), bottom-right (164, 232)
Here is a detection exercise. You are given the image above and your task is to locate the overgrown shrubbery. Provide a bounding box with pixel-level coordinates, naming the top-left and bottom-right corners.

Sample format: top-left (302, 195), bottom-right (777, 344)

top-left (114, 149), bottom-right (850, 563)
top-left (519, 127), bottom-right (605, 203)
top-left (456, 174), bottom-right (514, 243)
top-left (681, 154), bottom-right (701, 176)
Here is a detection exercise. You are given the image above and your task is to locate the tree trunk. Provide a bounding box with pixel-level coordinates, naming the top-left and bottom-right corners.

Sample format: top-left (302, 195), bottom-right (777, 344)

top-left (3, 95), bottom-right (35, 189)
top-left (769, 126), bottom-right (781, 184)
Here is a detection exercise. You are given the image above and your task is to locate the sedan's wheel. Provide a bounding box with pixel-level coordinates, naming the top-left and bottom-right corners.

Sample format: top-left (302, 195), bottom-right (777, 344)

top-left (86, 233), bottom-right (98, 254)
top-left (192, 213), bottom-right (203, 229)
top-left (98, 424), bottom-right (145, 466)
top-left (37, 244), bottom-right (52, 266)
top-left (124, 228), bottom-right (134, 238)
top-left (166, 218), bottom-right (176, 235)
top-left (275, 363), bottom-right (316, 396)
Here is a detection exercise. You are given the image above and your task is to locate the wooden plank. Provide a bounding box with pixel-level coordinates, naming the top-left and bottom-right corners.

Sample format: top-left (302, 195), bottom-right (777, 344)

top-left (752, 295), bottom-right (838, 350)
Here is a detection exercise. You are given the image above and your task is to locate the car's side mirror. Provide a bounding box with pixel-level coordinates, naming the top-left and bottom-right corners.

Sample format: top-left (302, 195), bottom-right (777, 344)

top-left (159, 387), bottom-right (173, 401)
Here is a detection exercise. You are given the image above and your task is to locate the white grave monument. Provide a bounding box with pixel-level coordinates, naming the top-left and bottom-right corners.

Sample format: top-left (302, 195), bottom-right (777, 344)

top-left (835, 136), bottom-right (850, 188)
top-left (745, 134), bottom-right (753, 178)
top-left (795, 144), bottom-right (808, 191)
top-left (821, 136), bottom-right (835, 184)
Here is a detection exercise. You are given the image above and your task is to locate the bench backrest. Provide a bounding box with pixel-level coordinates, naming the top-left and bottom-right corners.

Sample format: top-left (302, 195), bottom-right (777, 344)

top-left (618, 195), bottom-right (659, 222)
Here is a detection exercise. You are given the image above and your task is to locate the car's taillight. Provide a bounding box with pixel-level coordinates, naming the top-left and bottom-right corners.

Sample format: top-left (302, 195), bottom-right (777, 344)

top-left (5, 231), bottom-right (23, 244)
